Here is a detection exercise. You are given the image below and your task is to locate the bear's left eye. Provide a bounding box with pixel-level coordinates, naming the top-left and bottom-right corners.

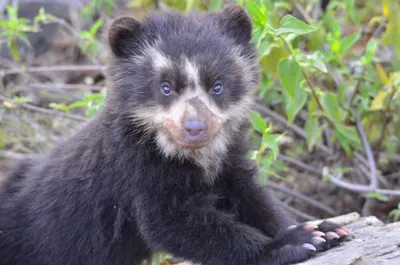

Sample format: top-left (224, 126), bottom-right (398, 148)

top-left (161, 83), bottom-right (172, 96)
top-left (211, 83), bottom-right (223, 95)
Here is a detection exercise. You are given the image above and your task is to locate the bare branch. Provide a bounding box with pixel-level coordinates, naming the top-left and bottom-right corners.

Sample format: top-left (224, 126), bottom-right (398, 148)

top-left (292, 1), bottom-right (313, 24)
top-left (275, 198), bottom-right (317, 221)
top-left (29, 83), bottom-right (105, 91)
top-left (0, 150), bottom-right (40, 160)
top-left (0, 65), bottom-right (106, 76)
top-left (385, 172), bottom-right (400, 180)
top-left (265, 182), bottom-right (337, 216)
top-left (0, 95), bottom-right (86, 122)
top-left (379, 152), bottom-right (400, 162)
top-left (276, 153), bottom-right (400, 196)
top-left (323, 169), bottom-right (400, 196)
top-left (355, 116), bottom-right (378, 191)
top-left (354, 152), bottom-right (369, 168)
top-left (278, 154), bottom-right (321, 176)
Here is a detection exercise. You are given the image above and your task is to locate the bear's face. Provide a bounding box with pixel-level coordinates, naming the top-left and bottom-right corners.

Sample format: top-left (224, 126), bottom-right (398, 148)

top-left (107, 6), bottom-right (259, 171)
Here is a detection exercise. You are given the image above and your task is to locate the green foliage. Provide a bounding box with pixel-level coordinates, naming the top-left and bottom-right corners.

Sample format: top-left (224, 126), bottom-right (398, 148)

top-left (0, 129), bottom-right (6, 149)
top-left (250, 112), bottom-right (283, 182)
top-left (78, 19), bottom-right (104, 56)
top-left (275, 15), bottom-right (316, 36)
top-left (0, 6), bottom-right (39, 61)
top-left (50, 90), bottom-right (106, 118)
top-left (242, 0), bottom-right (399, 159)
top-left (389, 203), bottom-right (400, 222)
top-left (278, 56), bottom-right (307, 124)
top-left (81, 0), bottom-right (116, 19)
top-left (367, 192), bottom-right (389, 202)
top-left (381, 0), bottom-right (400, 57)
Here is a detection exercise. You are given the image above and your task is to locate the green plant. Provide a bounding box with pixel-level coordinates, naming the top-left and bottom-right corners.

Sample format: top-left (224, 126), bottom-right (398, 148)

top-left (50, 90), bottom-right (106, 118)
top-left (81, 0), bottom-right (116, 19)
top-left (249, 111), bottom-right (283, 182)
top-left (77, 18), bottom-right (104, 57)
top-left (389, 203), bottom-right (400, 221)
top-left (0, 6), bottom-right (39, 61)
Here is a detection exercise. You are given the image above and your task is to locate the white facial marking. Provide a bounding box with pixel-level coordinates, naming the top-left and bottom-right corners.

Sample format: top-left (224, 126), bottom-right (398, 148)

top-left (184, 57), bottom-right (201, 89)
top-left (132, 39), bottom-right (172, 72)
top-left (149, 47), bottom-right (172, 71)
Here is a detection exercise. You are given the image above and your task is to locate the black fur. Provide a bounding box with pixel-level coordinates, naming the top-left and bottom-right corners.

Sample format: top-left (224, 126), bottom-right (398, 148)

top-left (0, 6), bottom-right (347, 265)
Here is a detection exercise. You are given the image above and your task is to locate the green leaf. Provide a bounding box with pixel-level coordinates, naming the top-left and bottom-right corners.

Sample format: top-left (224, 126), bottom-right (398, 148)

top-left (78, 31), bottom-right (92, 39)
top-left (334, 124), bottom-right (361, 153)
top-left (381, 1), bottom-right (400, 57)
top-left (333, 128), bottom-right (351, 155)
top-left (389, 203), bottom-right (400, 221)
top-left (262, 134), bottom-right (279, 160)
top-left (12, 96), bottom-right (31, 103)
top-left (10, 39), bottom-right (20, 62)
top-left (250, 111), bottom-right (267, 133)
top-left (256, 28), bottom-right (268, 49)
top-left (304, 118), bottom-right (321, 151)
top-left (367, 192), bottom-right (389, 202)
top-left (90, 19), bottom-right (103, 35)
top-left (34, 7), bottom-right (55, 24)
top-left (389, 209), bottom-right (400, 221)
top-left (358, 39), bottom-right (378, 65)
top-left (335, 124), bottom-right (360, 146)
top-left (284, 87), bottom-right (308, 124)
top-left (345, 0), bottom-right (360, 24)
top-left (321, 92), bottom-right (341, 124)
top-left (261, 123), bottom-right (280, 160)
top-left (339, 31), bottom-right (361, 55)
top-left (0, 129), bottom-right (7, 149)
top-left (278, 57), bottom-right (302, 98)
top-left (364, 39), bottom-right (378, 61)
top-left (276, 15), bottom-right (316, 36)
top-left (278, 56), bottom-right (307, 123)
top-left (49, 103), bottom-right (71, 113)
top-left (308, 52), bottom-right (327, 73)
top-left (245, 0), bottom-right (267, 28)
top-left (260, 45), bottom-right (289, 78)
top-left (338, 83), bottom-right (347, 105)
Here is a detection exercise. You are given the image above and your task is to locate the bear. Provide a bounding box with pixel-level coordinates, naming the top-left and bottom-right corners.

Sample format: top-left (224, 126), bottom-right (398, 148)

top-left (0, 5), bottom-right (349, 265)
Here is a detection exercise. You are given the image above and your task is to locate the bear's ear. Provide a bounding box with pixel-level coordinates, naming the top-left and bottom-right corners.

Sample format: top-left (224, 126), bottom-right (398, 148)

top-left (219, 5), bottom-right (253, 45)
top-left (108, 17), bottom-right (142, 57)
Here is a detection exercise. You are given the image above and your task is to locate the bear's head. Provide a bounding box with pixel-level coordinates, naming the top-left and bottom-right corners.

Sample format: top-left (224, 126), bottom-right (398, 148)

top-left (107, 5), bottom-right (260, 173)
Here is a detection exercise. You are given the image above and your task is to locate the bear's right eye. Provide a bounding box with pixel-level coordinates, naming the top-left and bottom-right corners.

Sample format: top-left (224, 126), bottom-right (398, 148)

top-left (161, 83), bottom-right (172, 96)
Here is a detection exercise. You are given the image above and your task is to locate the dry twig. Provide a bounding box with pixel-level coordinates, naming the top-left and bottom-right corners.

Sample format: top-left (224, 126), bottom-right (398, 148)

top-left (265, 182), bottom-right (337, 216)
top-left (276, 153), bottom-right (400, 196)
top-left (0, 65), bottom-right (106, 76)
top-left (355, 116), bottom-right (378, 191)
top-left (0, 94), bottom-right (86, 122)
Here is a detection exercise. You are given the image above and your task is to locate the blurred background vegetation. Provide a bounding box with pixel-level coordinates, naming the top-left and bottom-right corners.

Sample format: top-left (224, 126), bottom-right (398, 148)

top-left (0, 1), bottom-right (399, 258)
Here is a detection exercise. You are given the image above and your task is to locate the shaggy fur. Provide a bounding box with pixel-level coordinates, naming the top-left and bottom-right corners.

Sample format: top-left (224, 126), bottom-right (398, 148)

top-left (0, 5), bottom-right (347, 265)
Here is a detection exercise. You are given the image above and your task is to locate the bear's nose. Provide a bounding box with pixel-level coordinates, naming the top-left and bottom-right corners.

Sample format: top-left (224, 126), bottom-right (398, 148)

top-left (182, 120), bottom-right (207, 139)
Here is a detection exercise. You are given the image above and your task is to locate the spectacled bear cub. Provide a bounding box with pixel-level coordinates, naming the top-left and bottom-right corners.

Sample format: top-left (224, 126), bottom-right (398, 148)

top-left (0, 5), bottom-right (349, 265)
